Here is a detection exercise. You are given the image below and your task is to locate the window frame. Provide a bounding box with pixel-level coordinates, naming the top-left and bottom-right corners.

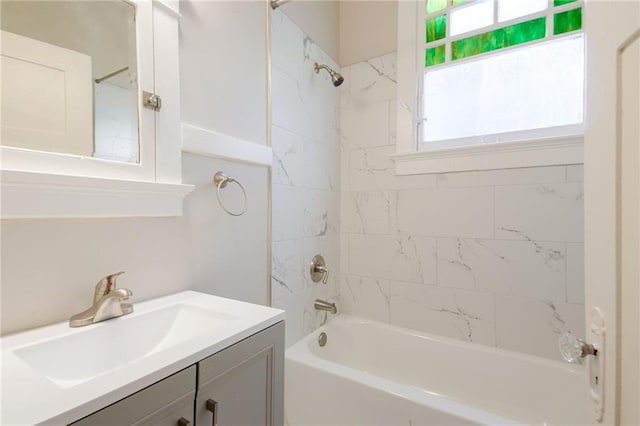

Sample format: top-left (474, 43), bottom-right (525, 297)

top-left (393, 0), bottom-right (585, 175)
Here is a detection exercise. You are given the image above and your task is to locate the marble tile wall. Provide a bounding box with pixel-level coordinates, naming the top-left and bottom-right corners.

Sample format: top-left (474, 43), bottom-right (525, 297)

top-left (270, 10), bottom-right (341, 347)
top-left (340, 52), bottom-right (585, 361)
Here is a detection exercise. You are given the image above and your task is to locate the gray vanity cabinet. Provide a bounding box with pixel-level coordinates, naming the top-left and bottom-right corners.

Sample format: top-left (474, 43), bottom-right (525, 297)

top-left (196, 322), bottom-right (285, 426)
top-left (69, 322), bottom-right (284, 426)
top-left (71, 366), bottom-right (196, 426)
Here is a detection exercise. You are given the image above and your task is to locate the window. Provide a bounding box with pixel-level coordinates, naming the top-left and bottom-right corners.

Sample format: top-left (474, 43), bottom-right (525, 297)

top-left (394, 0), bottom-right (585, 174)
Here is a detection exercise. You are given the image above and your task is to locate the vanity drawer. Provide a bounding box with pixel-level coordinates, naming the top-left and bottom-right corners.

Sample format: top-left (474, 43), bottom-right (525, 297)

top-left (71, 366), bottom-right (196, 426)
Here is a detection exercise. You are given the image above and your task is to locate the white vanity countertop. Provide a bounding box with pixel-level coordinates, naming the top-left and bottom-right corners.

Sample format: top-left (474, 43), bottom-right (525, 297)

top-left (0, 291), bottom-right (285, 425)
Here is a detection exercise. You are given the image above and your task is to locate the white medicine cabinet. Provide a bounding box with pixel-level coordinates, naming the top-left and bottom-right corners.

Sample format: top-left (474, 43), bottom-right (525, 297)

top-left (0, 0), bottom-right (193, 218)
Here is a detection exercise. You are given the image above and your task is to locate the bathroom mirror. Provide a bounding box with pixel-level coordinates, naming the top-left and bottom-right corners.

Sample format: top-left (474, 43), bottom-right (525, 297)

top-left (1, 0), bottom-right (193, 219)
top-left (1, 0), bottom-right (140, 163)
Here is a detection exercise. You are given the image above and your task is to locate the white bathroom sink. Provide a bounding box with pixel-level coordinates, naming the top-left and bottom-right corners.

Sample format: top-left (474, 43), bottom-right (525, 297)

top-left (14, 303), bottom-right (237, 388)
top-left (1, 291), bottom-right (285, 425)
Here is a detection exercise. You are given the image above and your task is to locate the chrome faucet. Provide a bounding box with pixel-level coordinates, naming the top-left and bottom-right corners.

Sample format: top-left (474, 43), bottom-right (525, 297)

top-left (314, 299), bottom-right (337, 314)
top-left (69, 272), bottom-right (133, 327)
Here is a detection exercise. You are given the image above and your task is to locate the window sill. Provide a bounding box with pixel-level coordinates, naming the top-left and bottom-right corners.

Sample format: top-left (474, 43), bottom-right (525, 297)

top-left (1, 170), bottom-right (194, 219)
top-left (391, 135), bottom-right (583, 175)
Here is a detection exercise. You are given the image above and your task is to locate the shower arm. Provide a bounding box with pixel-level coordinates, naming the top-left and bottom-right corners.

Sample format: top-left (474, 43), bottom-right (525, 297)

top-left (314, 63), bottom-right (332, 74)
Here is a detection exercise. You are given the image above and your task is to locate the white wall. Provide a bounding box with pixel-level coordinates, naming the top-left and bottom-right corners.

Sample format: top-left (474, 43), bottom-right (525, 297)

top-left (280, 0), bottom-right (340, 63)
top-left (1, 216), bottom-right (191, 335)
top-left (339, 1), bottom-right (397, 66)
top-left (280, 0), bottom-right (398, 67)
top-left (0, 1), bottom-right (270, 336)
top-left (183, 154), bottom-right (268, 306)
top-left (339, 53), bottom-right (585, 361)
top-left (178, 0), bottom-right (270, 303)
top-left (270, 10), bottom-right (341, 346)
top-left (180, 0), bottom-right (268, 146)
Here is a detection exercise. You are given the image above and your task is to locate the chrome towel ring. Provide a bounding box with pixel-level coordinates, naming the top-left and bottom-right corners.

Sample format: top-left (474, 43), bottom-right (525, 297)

top-left (213, 172), bottom-right (248, 216)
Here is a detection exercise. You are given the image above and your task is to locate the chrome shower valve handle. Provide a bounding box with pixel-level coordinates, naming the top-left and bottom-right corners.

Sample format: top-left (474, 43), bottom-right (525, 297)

top-left (310, 255), bottom-right (329, 284)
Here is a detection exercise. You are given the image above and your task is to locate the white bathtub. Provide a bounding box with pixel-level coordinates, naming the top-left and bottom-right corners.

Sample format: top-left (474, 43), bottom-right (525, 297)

top-left (285, 316), bottom-right (591, 425)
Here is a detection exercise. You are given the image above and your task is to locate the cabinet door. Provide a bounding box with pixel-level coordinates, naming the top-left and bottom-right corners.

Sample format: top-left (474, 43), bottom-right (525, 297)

top-left (196, 322), bottom-right (284, 426)
top-left (1, 30), bottom-right (93, 157)
top-left (71, 366), bottom-right (196, 426)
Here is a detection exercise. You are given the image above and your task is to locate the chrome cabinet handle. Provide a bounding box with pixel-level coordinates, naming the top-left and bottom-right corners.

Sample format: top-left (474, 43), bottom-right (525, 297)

top-left (177, 417), bottom-right (190, 426)
top-left (206, 399), bottom-right (218, 426)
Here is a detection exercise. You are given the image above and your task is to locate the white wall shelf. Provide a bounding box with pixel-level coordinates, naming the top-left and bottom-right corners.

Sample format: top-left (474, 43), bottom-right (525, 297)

top-left (1, 170), bottom-right (193, 218)
top-left (181, 123), bottom-right (272, 167)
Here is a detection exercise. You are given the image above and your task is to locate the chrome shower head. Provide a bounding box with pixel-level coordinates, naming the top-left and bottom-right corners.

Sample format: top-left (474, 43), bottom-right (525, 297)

top-left (270, 0), bottom-right (289, 9)
top-left (314, 63), bottom-right (344, 87)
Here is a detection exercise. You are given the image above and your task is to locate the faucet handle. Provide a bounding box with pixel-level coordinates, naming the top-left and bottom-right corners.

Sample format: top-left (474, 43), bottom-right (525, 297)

top-left (310, 255), bottom-right (329, 284)
top-left (93, 271), bottom-right (125, 303)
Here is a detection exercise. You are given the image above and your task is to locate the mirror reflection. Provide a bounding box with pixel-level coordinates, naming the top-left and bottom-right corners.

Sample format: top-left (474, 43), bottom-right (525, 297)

top-left (1, 0), bottom-right (140, 163)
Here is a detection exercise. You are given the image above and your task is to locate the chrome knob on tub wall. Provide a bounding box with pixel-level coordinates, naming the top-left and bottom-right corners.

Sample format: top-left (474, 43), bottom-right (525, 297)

top-left (310, 255), bottom-right (329, 284)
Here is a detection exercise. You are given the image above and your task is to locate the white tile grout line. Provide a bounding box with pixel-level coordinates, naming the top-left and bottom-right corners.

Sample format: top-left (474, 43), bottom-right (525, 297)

top-left (492, 186), bottom-right (497, 239)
